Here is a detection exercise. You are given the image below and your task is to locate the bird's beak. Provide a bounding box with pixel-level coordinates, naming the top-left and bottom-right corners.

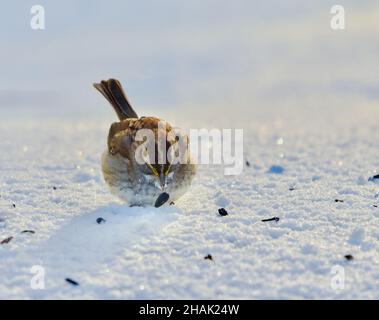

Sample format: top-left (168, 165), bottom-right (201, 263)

top-left (159, 172), bottom-right (166, 190)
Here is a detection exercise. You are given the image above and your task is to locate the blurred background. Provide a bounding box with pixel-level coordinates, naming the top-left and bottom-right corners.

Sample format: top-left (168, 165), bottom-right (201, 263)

top-left (0, 0), bottom-right (378, 128)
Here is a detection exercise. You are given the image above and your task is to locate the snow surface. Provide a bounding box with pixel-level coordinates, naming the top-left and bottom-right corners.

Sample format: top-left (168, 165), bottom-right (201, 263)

top-left (1, 104), bottom-right (379, 299)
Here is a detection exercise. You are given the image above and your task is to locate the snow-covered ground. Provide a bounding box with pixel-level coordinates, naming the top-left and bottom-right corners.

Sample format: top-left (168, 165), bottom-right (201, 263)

top-left (1, 103), bottom-right (379, 299)
top-left (1, 0), bottom-right (379, 300)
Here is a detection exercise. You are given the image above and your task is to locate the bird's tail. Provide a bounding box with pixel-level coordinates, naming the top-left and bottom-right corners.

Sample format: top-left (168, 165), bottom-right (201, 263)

top-left (93, 79), bottom-right (138, 120)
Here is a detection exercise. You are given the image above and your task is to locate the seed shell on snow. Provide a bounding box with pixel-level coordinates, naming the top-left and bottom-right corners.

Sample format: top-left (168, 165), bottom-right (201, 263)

top-left (21, 230), bottom-right (35, 234)
top-left (1, 236), bottom-right (13, 244)
top-left (154, 192), bottom-right (170, 208)
top-left (204, 254), bottom-right (213, 261)
top-left (218, 208), bottom-right (228, 216)
top-left (261, 217), bottom-right (280, 223)
top-left (96, 217), bottom-right (106, 224)
top-left (65, 278), bottom-right (79, 286)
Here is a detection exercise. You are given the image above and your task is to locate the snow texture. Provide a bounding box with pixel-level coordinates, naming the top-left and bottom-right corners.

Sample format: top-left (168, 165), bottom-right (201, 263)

top-left (1, 0), bottom-right (379, 299)
top-left (1, 105), bottom-right (379, 299)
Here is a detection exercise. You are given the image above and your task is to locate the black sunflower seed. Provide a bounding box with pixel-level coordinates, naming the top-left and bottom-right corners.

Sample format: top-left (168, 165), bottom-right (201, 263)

top-left (204, 254), bottom-right (213, 261)
top-left (261, 217), bottom-right (280, 222)
top-left (154, 192), bottom-right (169, 208)
top-left (65, 278), bottom-right (79, 286)
top-left (218, 208), bottom-right (228, 216)
top-left (1, 236), bottom-right (13, 244)
top-left (368, 174), bottom-right (379, 182)
top-left (96, 217), bottom-right (106, 224)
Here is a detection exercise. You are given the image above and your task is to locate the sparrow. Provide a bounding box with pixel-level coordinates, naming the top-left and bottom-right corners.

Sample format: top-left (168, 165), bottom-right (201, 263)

top-left (93, 79), bottom-right (196, 206)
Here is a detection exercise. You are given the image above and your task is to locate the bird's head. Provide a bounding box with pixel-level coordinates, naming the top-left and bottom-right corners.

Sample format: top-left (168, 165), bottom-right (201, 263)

top-left (137, 126), bottom-right (189, 191)
top-left (139, 139), bottom-right (185, 190)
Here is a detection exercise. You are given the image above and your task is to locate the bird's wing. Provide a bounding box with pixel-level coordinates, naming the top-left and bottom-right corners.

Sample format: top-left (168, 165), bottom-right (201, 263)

top-left (107, 117), bottom-right (161, 156)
